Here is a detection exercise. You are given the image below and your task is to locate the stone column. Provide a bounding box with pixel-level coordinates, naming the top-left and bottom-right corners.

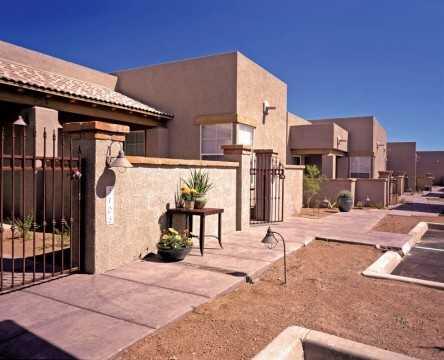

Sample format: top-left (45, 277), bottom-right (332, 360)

top-left (321, 154), bottom-right (336, 179)
top-left (21, 106), bottom-right (61, 157)
top-left (63, 121), bottom-right (129, 273)
top-left (222, 145), bottom-right (251, 231)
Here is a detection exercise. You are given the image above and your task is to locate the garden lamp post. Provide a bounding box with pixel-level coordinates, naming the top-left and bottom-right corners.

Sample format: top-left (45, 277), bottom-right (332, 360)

top-left (261, 227), bottom-right (287, 284)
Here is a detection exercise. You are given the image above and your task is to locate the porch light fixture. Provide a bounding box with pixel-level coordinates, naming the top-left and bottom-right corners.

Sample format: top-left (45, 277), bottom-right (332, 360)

top-left (13, 115), bottom-right (27, 126)
top-left (105, 141), bottom-right (133, 169)
top-left (337, 137), bottom-right (347, 147)
top-left (263, 101), bottom-right (276, 116)
top-left (261, 227), bottom-right (287, 284)
top-left (376, 143), bottom-right (386, 152)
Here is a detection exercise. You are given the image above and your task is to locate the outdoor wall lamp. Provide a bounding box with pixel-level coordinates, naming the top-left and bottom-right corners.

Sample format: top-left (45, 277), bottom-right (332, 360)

top-left (337, 137), bottom-right (347, 147)
top-left (263, 101), bottom-right (276, 116)
top-left (13, 115), bottom-right (27, 126)
top-left (105, 141), bottom-right (133, 169)
top-left (261, 226), bottom-right (287, 284)
top-left (376, 143), bottom-right (386, 152)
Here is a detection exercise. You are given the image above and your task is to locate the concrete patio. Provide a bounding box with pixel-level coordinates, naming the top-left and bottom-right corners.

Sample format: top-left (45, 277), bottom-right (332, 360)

top-left (0, 209), bottom-right (417, 359)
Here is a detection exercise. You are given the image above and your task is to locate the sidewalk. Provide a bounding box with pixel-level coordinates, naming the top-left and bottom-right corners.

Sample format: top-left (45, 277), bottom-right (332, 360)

top-left (0, 209), bottom-right (412, 359)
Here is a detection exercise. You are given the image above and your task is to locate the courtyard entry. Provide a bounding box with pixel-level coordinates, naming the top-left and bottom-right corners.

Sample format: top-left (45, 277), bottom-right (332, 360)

top-left (250, 151), bottom-right (285, 224)
top-left (0, 123), bottom-right (83, 293)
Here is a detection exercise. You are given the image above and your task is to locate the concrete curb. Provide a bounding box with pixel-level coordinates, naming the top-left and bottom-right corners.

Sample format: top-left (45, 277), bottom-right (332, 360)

top-left (253, 326), bottom-right (418, 360)
top-left (402, 221), bottom-right (428, 254)
top-left (362, 250), bottom-right (444, 290)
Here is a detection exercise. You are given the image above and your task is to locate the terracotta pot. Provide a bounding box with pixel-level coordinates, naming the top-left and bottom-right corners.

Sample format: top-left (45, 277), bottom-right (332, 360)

top-left (194, 194), bottom-right (208, 209)
top-left (184, 200), bottom-right (195, 209)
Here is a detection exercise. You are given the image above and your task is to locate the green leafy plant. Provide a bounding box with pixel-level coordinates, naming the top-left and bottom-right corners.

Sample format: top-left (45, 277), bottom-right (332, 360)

top-left (14, 214), bottom-right (38, 241)
top-left (157, 228), bottom-right (193, 250)
top-left (303, 165), bottom-right (324, 208)
top-left (183, 169), bottom-right (213, 195)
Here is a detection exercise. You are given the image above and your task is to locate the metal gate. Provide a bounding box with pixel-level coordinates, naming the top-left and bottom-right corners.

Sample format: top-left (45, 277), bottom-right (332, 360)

top-left (250, 153), bottom-right (285, 224)
top-left (0, 123), bottom-right (82, 293)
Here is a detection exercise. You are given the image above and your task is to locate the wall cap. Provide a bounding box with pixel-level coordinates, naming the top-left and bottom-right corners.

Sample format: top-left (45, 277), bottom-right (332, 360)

top-left (63, 121), bottom-right (130, 134)
top-left (222, 144), bottom-right (252, 155)
top-left (128, 156), bottom-right (239, 168)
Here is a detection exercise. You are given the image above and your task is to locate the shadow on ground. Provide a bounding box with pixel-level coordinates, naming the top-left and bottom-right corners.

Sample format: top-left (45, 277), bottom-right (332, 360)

top-left (0, 320), bottom-right (75, 359)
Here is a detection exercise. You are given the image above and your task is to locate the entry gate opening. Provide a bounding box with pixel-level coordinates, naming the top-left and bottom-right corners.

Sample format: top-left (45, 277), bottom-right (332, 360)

top-left (250, 152), bottom-right (285, 224)
top-left (0, 124), bottom-right (82, 293)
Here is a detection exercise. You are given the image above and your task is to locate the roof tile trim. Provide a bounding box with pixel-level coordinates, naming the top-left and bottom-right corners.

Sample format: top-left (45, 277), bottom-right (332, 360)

top-left (0, 57), bottom-right (172, 117)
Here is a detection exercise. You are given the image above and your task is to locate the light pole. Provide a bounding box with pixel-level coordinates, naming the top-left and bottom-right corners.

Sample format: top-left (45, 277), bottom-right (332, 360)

top-left (261, 226), bottom-right (287, 284)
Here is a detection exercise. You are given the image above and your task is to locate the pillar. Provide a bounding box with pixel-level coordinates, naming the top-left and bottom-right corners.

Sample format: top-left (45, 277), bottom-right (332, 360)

top-left (63, 120), bottom-right (130, 273)
top-left (222, 145), bottom-right (251, 231)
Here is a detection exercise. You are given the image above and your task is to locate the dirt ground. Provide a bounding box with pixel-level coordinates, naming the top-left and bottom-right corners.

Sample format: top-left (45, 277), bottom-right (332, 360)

top-left (116, 241), bottom-right (444, 360)
top-left (373, 214), bottom-right (444, 234)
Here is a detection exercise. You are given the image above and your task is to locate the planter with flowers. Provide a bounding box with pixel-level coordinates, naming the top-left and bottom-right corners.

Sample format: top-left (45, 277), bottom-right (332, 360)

top-left (180, 185), bottom-right (197, 209)
top-left (183, 169), bottom-right (214, 209)
top-left (157, 228), bottom-right (193, 261)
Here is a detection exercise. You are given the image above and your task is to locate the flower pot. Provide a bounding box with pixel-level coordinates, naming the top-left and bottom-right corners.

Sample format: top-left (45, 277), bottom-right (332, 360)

top-left (184, 200), bottom-right (195, 209)
top-left (338, 197), bottom-right (353, 212)
top-left (157, 247), bottom-right (191, 262)
top-left (194, 194), bottom-right (208, 209)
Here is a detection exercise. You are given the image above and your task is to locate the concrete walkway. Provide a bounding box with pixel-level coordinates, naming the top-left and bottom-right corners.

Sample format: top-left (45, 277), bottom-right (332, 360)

top-left (0, 209), bottom-right (414, 359)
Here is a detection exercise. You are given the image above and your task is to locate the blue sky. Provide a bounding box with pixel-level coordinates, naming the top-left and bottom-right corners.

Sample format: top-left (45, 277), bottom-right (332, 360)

top-left (1, 1), bottom-right (443, 150)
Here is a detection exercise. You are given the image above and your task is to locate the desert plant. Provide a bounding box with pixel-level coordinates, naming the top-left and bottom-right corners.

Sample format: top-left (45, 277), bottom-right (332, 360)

top-left (157, 228), bottom-right (193, 250)
top-left (183, 169), bottom-right (213, 195)
top-left (14, 214), bottom-right (38, 240)
top-left (337, 190), bottom-right (353, 200)
top-left (303, 165), bottom-right (324, 208)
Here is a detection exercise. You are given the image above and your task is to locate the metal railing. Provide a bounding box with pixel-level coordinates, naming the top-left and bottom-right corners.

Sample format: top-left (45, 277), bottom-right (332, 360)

top-left (0, 124), bottom-right (82, 293)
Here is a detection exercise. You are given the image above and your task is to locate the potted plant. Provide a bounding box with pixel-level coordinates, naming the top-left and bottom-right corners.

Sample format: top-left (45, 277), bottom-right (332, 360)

top-left (180, 185), bottom-right (197, 209)
top-left (157, 228), bottom-right (193, 261)
top-left (337, 190), bottom-right (353, 212)
top-left (183, 169), bottom-right (213, 209)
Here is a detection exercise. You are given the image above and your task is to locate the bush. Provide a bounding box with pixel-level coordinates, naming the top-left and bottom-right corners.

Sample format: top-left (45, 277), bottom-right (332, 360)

top-left (337, 190), bottom-right (353, 200)
top-left (303, 165), bottom-right (324, 208)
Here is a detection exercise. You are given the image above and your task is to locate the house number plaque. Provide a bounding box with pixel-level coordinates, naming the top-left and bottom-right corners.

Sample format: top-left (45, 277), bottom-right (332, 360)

top-left (106, 186), bottom-right (115, 225)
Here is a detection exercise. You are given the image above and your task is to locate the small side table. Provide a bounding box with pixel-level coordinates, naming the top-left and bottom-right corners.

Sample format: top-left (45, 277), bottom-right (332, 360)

top-left (166, 208), bottom-right (224, 256)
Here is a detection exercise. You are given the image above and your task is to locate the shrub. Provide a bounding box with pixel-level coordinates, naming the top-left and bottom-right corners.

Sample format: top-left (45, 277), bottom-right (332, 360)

top-left (303, 165), bottom-right (324, 208)
top-left (337, 190), bottom-right (353, 200)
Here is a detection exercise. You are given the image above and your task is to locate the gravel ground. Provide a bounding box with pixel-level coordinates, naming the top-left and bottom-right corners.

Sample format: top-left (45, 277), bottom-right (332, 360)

top-left (116, 241), bottom-right (444, 360)
top-left (373, 214), bottom-right (444, 234)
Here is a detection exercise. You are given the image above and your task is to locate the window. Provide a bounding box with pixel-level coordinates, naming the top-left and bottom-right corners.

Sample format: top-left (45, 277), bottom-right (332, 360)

top-left (201, 124), bottom-right (233, 159)
top-left (236, 124), bottom-right (254, 146)
top-left (125, 130), bottom-right (145, 156)
top-left (350, 156), bottom-right (371, 178)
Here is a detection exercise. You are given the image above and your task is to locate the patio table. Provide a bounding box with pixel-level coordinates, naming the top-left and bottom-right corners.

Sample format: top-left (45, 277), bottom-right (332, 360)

top-left (166, 207), bottom-right (224, 256)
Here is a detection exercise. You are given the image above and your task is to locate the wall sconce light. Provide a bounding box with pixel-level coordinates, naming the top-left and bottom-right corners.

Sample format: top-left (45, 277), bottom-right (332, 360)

top-left (376, 143), bottom-right (386, 152)
top-left (106, 141), bottom-right (133, 169)
top-left (261, 227), bottom-right (287, 284)
top-left (13, 115), bottom-right (27, 126)
top-left (263, 101), bottom-right (276, 116)
top-left (337, 137), bottom-right (347, 147)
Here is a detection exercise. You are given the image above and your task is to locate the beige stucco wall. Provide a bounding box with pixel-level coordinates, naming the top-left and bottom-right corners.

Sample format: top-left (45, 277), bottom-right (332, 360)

top-left (116, 52), bottom-right (290, 162)
top-left (309, 116), bottom-right (387, 178)
top-left (387, 142), bottom-right (417, 191)
top-left (308, 179), bottom-right (356, 206)
top-left (289, 123), bottom-right (348, 153)
top-left (0, 40), bottom-right (117, 88)
top-left (283, 166), bottom-right (304, 217)
top-left (92, 151), bottom-right (238, 273)
top-left (417, 151), bottom-right (444, 185)
top-left (355, 179), bottom-right (388, 207)
top-left (236, 53), bottom-right (288, 162)
top-left (115, 53), bottom-right (238, 159)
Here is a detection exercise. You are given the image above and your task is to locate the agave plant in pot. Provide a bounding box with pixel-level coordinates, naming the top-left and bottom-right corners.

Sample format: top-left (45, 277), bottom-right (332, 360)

top-left (337, 190), bottom-right (353, 212)
top-left (157, 228), bottom-right (193, 261)
top-left (183, 169), bottom-right (213, 209)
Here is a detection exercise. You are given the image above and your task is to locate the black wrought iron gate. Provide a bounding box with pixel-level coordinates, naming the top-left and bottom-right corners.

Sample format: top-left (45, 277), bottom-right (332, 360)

top-left (250, 153), bottom-right (285, 224)
top-left (0, 123), bottom-right (82, 293)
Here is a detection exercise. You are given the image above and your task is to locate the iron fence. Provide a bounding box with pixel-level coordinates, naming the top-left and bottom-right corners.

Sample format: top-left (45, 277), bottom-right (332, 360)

top-left (250, 153), bottom-right (285, 224)
top-left (0, 124), bottom-right (82, 293)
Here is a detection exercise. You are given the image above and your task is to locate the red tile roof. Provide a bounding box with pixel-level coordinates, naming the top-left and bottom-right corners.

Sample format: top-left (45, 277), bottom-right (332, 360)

top-left (0, 57), bottom-right (172, 118)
